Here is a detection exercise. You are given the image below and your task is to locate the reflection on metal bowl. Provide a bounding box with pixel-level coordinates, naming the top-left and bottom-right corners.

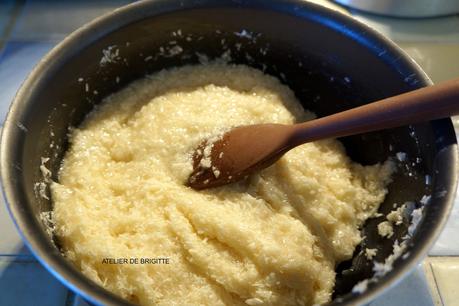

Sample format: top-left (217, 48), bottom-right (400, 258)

top-left (334, 0), bottom-right (459, 18)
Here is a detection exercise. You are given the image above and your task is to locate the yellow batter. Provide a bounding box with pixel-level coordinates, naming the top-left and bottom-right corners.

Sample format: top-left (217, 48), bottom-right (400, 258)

top-left (51, 63), bottom-right (394, 306)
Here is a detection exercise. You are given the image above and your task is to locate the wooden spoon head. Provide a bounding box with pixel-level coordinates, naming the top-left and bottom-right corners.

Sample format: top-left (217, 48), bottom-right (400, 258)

top-left (187, 124), bottom-right (292, 189)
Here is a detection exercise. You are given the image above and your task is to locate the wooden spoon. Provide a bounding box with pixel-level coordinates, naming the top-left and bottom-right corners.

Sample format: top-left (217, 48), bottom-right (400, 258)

top-left (187, 78), bottom-right (459, 190)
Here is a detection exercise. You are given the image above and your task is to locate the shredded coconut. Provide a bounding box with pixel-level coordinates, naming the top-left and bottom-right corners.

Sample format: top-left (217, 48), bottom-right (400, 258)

top-left (52, 63), bottom-right (394, 305)
top-left (199, 157), bottom-right (212, 169)
top-left (34, 182), bottom-right (49, 200)
top-left (35, 157), bottom-right (52, 200)
top-left (16, 122), bottom-right (28, 132)
top-left (40, 211), bottom-right (55, 238)
top-left (425, 175), bottom-right (432, 185)
top-left (234, 29), bottom-right (253, 38)
top-left (352, 279), bottom-right (369, 294)
top-left (100, 45), bottom-right (120, 66)
top-left (377, 221), bottom-right (393, 238)
top-left (245, 298), bottom-right (264, 305)
top-left (365, 248), bottom-right (377, 260)
top-left (196, 52), bottom-right (209, 64)
top-left (196, 131), bottom-right (226, 171)
top-left (212, 166), bottom-right (220, 178)
top-left (386, 204), bottom-right (406, 225)
top-left (220, 49), bottom-right (232, 62)
top-left (357, 200), bottom-right (425, 293)
top-left (166, 45), bottom-right (183, 57)
top-left (435, 190), bottom-right (447, 198)
top-left (373, 240), bottom-right (407, 278)
top-left (407, 207), bottom-right (423, 237)
top-left (40, 157), bottom-right (51, 182)
top-left (420, 195), bottom-right (431, 205)
top-left (396, 152), bottom-right (407, 162)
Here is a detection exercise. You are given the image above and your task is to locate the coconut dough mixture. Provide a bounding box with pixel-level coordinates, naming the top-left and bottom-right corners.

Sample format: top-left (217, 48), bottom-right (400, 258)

top-left (51, 63), bottom-right (394, 306)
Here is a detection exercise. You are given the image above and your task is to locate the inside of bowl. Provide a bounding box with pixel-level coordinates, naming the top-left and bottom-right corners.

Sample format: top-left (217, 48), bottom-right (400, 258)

top-left (8, 3), bottom-right (456, 305)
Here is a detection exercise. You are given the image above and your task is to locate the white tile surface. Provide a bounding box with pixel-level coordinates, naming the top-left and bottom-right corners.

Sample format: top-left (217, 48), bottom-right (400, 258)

top-left (0, 41), bottom-right (55, 124)
top-left (0, 134), bottom-right (32, 257)
top-left (422, 260), bottom-right (443, 306)
top-left (429, 119), bottom-right (459, 256)
top-left (430, 193), bottom-right (459, 256)
top-left (350, 12), bottom-right (459, 43)
top-left (0, 2), bottom-right (16, 39)
top-left (370, 265), bottom-right (434, 306)
top-left (0, 191), bottom-right (31, 256)
top-left (429, 257), bottom-right (459, 306)
top-left (399, 43), bottom-right (459, 83)
top-left (70, 294), bottom-right (91, 306)
top-left (0, 257), bottom-right (68, 305)
top-left (10, 0), bottom-right (133, 42)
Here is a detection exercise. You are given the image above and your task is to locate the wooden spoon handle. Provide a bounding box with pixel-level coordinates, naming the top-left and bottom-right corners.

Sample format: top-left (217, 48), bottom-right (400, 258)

top-left (292, 78), bottom-right (459, 145)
